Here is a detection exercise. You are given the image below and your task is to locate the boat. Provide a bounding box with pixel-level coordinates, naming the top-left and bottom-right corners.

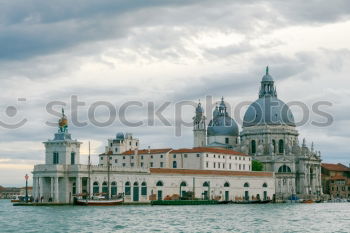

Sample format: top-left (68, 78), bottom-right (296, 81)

top-left (302, 199), bottom-right (314, 204)
top-left (76, 198), bottom-right (123, 206)
top-left (74, 143), bottom-right (124, 206)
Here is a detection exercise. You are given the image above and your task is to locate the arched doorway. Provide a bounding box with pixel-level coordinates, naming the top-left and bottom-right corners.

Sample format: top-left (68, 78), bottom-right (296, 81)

top-left (93, 182), bottom-right (99, 194)
top-left (156, 180), bottom-right (163, 200)
top-left (224, 182), bottom-right (230, 201)
top-left (180, 181), bottom-right (187, 198)
top-left (111, 182), bottom-right (117, 197)
top-left (133, 182), bottom-right (139, 202)
top-left (203, 181), bottom-right (210, 200)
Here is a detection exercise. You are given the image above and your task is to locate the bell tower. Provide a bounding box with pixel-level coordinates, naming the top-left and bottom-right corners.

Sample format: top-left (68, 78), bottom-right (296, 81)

top-left (43, 109), bottom-right (82, 165)
top-left (193, 101), bottom-right (206, 147)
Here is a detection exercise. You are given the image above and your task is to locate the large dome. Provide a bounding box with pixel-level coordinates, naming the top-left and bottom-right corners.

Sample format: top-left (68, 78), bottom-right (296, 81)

top-left (243, 96), bottom-right (295, 127)
top-left (243, 67), bottom-right (296, 127)
top-left (208, 115), bottom-right (239, 136)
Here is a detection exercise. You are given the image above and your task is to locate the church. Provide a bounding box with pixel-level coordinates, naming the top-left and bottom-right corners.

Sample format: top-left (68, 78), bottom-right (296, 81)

top-left (31, 67), bottom-right (321, 203)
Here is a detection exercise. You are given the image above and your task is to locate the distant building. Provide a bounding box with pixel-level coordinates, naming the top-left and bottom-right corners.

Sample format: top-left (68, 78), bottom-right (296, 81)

top-left (321, 163), bottom-right (350, 199)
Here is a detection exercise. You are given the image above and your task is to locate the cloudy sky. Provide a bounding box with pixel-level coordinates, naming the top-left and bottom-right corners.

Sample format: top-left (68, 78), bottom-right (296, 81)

top-left (1, 0), bottom-right (350, 186)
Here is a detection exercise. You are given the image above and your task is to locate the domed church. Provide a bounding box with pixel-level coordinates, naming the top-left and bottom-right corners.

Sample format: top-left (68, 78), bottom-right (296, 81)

top-left (193, 67), bottom-right (322, 199)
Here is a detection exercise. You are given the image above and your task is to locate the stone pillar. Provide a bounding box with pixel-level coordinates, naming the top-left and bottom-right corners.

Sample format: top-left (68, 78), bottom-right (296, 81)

top-left (50, 177), bottom-right (54, 200)
top-left (55, 177), bottom-right (59, 202)
top-left (39, 177), bottom-right (44, 200)
top-left (76, 176), bottom-right (81, 195)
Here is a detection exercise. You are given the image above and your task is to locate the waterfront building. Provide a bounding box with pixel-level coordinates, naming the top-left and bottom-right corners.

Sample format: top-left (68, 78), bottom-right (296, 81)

top-left (32, 109), bottom-right (274, 203)
top-left (321, 163), bottom-right (350, 199)
top-left (240, 67), bottom-right (322, 199)
top-left (32, 67), bottom-right (323, 203)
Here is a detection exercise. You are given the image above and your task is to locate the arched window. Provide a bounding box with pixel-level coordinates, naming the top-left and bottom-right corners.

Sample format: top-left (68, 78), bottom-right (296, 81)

top-left (262, 183), bottom-right (268, 188)
top-left (173, 161), bottom-right (177, 168)
top-left (278, 165), bottom-right (291, 173)
top-left (203, 181), bottom-right (209, 187)
top-left (93, 181), bottom-right (99, 194)
top-left (251, 140), bottom-right (256, 154)
top-left (244, 182), bottom-right (249, 188)
top-left (156, 181), bottom-right (163, 187)
top-left (111, 181), bottom-right (117, 196)
top-left (125, 181), bottom-right (131, 195)
top-left (180, 181), bottom-right (187, 187)
top-left (102, 181), bottom-right (108, 194)
top-left (279, 139), bottom-right (284, 154)
top-left (141, 182), bottom-right (147, 196)
top-left (272, 140), bottom-right (276, 153)
top-left (134, 182), bottom-right (139, 186)
top-left (224, 182), bottom-right (230, 187)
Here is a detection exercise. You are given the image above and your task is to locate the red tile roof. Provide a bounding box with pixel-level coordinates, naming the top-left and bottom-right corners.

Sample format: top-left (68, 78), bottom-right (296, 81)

top-left (321, 163), bottom-right (350, 172)
top-left (171, 147), bottom-right (249, 156)
top-left (121, 148), bottom-right (172, 155)
top-left (329, 175), bottom-right (347, 180)
top-left (150, 168), bottom-right (273, 177)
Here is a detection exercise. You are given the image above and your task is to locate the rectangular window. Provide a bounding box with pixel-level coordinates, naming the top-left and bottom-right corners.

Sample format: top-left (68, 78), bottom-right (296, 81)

top-left (218, 163), bottom-right (221, 168)
top-left (141, 162), bottom-right (144, 167)
top-left (218, 155), bottom-right (220, 159)
top-left (197, 154), bottom-right (200, 157)
top-left (53, 152), bottom-right (59, 164)
top-left (225, 138), bottom-right (229, 144)
top-left (123, 156), bottom-right (125, 159)
top-left (151, 155), bottom-right (153, 159)
top-left (101, 157), bottom-right (103, 160)
top-left (206, 154), bottom-right (208, 157)
top-left (150, 162), bottom-right (153, 167)
top-left (160, 162), bottom-right (164, 168)
top-left (122, 163), bottom-right (126, 167)
top-left (141, 155), bottom-right (144, 160)
top-left (223, 163), bottom-right (225, 169)
top-left (243, 164), bottom-right (245, 170)
top-left (131, 163), bottom-right (134, 167)
top-left (71, 152), bottom-right (75, 165)
top-left (131, 156), bottom-right (134, 159)
top-left (206, 162), bottom-right (209, 168)
top-left (160, 154), bottom-right (163, 158)
top-left (184, 154), bottom-right (188, 158)
top-left (214, 155), bottom-right (216, 158)
top-left (239, 164), bottom-right (241, 170)
top-left (229, 163), bottom-right (232, 169)
top-left (115, 159), bottom-right (118, 163)
top-left (214, 162), bottom-right (216, 168)
top-left (173, 154), bottom-right (176, 158)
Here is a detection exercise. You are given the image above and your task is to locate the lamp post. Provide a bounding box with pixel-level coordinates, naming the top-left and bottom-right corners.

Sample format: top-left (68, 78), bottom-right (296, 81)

top-left (25, 174), bottom-right (29, 203)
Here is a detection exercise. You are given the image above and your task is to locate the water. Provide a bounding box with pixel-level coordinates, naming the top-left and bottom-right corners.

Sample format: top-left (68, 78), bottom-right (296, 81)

top-left (0, 200), bottom-right (349, 233)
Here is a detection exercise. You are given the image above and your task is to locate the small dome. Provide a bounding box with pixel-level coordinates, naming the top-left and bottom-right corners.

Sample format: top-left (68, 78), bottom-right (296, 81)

top-left (116, 132), bottom-right (124, 140)
top-left (243, 96), bottom-right (295, 127)
top-left (262, 73), bottom-right (274, 82)
top-left (207, 115), bottom-right (239, 136)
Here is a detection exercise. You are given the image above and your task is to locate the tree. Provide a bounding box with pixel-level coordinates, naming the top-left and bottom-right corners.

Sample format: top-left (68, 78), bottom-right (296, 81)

top-left (252, 160), bottom-right (264, 171)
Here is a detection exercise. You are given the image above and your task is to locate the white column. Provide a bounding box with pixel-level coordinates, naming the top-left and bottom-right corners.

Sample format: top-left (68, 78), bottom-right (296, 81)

top-left (76, 176), bottom-right (81, 195)
top-left (39, 177), bottom-right (44, 200)
top-left (50, 177), bottom-right (54, 201)
top-left (55, 177), bottom-right (59, 202)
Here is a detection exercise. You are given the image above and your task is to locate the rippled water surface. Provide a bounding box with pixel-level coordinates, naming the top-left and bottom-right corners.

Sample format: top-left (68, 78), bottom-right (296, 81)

top-left (0, 200), bottom-right (349, 232)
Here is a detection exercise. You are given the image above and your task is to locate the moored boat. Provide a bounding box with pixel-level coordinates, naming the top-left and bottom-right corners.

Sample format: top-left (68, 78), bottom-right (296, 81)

top-left (75, 198), bottom-right (123, 206)
top-left (302, 199), bottom-right (314, 204)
